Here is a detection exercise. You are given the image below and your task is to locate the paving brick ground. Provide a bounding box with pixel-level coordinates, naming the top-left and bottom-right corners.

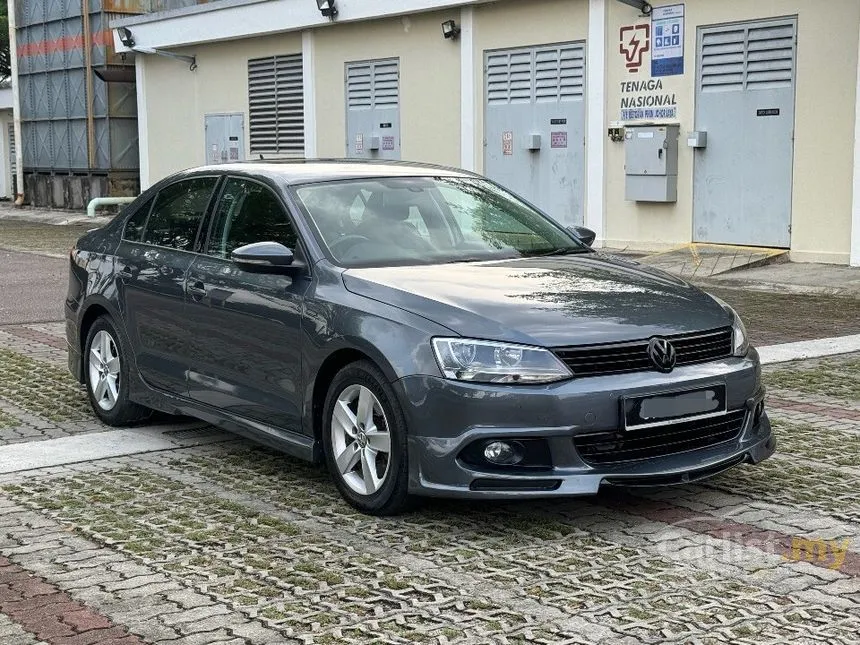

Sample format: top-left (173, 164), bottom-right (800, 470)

top-left (0, 317), bottom-right (858, 643)
top-left (1, 219), bottom-right (859, 642)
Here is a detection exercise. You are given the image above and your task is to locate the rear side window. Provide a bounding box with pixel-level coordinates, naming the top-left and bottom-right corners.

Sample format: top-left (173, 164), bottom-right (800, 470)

top-left (122, 195), bottom-right (155, 242)
top-left (142, 177), bottom-right (219, 251)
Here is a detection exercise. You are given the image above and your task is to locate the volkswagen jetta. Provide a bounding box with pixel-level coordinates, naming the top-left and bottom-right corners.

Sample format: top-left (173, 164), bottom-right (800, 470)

top-left (66, 160), bottom-right (774, 514)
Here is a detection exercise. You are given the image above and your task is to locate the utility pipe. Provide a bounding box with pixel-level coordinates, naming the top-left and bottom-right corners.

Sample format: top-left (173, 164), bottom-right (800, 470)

top-left (87, 196), bottom-right (135, 218)
top-left (7, 0), bottom-right (24, 205)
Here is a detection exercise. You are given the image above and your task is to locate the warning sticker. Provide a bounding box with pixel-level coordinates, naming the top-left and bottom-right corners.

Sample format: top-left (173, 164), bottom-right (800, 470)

top-left (503, 131), bottom-right (513, 156)
top-left (355, 134), bottom-right (364, 153)
top-left (382, 136), bottom-right (395, 151)
top-left (551, 132), bottom-right (568, 149)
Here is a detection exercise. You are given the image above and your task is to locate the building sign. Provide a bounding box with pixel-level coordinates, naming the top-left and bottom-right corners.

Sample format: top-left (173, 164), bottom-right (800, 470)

top-left (757, 108), bottom-right (781, 117)
top-left (651, 4), bottom-right (685, 77)
top-left (502, 131), bottom-right (513, 156)
top-left (619, 24), bottom-right (650, 73)
top-left (620, 78), bottom-right (678, 121)
top-left (355, 133), bottom-right (364, 153)
top-left (382, 136), bottom-right (395, 150)
top-left (550, 132), bottom-right (568, 149)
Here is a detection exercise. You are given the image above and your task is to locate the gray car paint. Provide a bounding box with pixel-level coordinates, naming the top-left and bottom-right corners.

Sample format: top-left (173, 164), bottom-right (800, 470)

top-left (66, 160), bottom-right (774, 499)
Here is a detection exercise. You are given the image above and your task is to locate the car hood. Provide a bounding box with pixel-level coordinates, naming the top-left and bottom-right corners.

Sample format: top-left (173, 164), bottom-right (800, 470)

top-left (341, 253), bottom-right (733, 347)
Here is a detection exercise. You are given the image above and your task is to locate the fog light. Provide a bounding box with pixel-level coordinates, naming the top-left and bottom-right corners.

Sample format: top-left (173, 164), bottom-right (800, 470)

top-left (483, 441), bottom-right (523, 466)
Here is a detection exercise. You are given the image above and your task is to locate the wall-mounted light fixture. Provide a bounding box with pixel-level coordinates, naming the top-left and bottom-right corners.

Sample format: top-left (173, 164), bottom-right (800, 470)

top-left (114, 27), bottom-right (197, 71)
top-left (316, 0), bottom-right (338, 20)
top-left (441, 20), bottom-right (461, 40)
top-left (117, 26), bottom-right (135, 48)
top-left (616, 0), bottom-right (652, 15)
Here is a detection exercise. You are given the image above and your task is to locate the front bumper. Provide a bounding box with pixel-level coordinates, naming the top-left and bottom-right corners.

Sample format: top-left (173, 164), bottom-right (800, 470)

top-left (395, 351), bottom-right (775, 498)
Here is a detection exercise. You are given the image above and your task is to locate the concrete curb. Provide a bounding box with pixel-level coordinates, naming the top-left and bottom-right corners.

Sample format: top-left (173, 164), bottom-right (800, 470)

top-left (758, 334), bottom-right (860, 364)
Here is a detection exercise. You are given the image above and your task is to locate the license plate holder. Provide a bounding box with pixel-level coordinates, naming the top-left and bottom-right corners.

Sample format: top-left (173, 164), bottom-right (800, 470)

top-left (622, 384), bottom-right (727, 430)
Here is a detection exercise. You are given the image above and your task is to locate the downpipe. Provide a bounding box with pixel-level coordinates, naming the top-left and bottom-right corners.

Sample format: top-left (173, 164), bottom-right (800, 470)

top-left (87, 197), bottom-right (136, 218)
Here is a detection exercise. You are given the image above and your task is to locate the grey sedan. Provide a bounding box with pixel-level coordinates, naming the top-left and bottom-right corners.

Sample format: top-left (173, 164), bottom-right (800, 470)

top-left (66, 160), bottom-right (774, 514)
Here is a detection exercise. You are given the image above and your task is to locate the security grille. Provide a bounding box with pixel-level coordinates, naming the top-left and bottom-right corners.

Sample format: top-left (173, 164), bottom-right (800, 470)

top-left (346, 59), bottom-right (400, 110)
top-left (700, 20), bottom-right (796, 93)
top-left (248, 54), bottom-right (304, 156)
top-left (487, 44), bottom-right (585, 106)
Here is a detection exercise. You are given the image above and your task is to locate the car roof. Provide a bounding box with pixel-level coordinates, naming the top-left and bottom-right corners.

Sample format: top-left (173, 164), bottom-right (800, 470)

top-left (185, 158), bottom-right (477, 185)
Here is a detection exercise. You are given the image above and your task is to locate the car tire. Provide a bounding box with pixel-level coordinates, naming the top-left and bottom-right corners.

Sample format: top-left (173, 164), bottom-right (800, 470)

top-left (83, 315), bottom-right (152, 426)
top-left (322, 360), bottom-right (412, 515)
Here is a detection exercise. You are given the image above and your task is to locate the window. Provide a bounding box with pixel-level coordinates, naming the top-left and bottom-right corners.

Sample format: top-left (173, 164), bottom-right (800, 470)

top-left (248, 54), bottom-right (304, 156)
top-left (122, 195), bottom-right (155, 243)
top-left (142, 177), bottom-right (218, 251)
top-left (207, 178), bottom-right (298, 259)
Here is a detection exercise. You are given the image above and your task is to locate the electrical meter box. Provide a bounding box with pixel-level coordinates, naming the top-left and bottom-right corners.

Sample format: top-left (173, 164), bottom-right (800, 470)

top-left (624, 124), bottom-right (679, 202)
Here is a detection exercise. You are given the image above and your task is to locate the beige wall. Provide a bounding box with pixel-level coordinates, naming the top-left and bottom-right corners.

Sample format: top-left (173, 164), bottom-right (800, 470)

top-left (142, 33), bottom-right (302, 184)
top-left (605, 0), bottom-right (860, 263)
top-left (472, 0), bottom-right (590, 174)
top-left (314, 11), bottom-right (461, 165)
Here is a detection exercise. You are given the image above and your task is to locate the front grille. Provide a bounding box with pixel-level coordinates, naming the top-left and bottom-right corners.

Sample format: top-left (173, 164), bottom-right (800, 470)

top-left (553, 327), bottom-right (733, 377)
top-left (573, 410), bottom-right (746, 465)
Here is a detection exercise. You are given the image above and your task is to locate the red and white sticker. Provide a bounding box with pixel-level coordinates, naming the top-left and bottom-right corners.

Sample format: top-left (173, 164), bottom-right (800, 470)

top-left (551, 131), bottom-right (568, 149)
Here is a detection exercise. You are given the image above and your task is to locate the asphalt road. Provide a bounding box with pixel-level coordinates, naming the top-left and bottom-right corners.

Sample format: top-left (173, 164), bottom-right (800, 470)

top-left (0, 249), bottom-right (67, 324)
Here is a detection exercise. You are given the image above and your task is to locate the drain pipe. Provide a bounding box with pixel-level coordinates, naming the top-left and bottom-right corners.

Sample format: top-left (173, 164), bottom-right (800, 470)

top-left (7, 0), bottom-right (24, 206)
top-left (87, 196), bottom-right (136, 218)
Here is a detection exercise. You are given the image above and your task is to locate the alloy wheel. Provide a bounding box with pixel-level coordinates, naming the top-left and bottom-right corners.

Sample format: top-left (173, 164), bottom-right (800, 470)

top-left (88, 330), bottom-right (121, 411)
top-left (330, 384), bottom-right (392, 496)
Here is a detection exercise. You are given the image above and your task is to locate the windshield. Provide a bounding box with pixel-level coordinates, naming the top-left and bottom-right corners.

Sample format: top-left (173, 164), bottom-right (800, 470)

top-left (292, 176), bottom-right (588, 267)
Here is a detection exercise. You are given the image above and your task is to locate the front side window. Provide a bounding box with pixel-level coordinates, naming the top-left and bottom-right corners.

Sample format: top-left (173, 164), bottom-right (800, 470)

top-left (207, 178), bottom-right (298, 259)
top-left (293, 177), bottom-right (588, 267)
top-left (142, 177), bottom-right (219, 251)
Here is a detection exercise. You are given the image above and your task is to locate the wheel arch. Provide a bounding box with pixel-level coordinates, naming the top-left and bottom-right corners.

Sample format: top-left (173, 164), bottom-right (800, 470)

top-left (308, 345), bottom-right (398, 462)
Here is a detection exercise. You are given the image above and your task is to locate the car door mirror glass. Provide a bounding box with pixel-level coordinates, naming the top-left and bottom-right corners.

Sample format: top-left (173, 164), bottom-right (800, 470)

top-left (231, 241), bottom-right (295, 270)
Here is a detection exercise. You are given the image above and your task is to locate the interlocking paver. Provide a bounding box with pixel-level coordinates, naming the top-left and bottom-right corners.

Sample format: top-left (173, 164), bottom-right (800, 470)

top-left (1, 303), bottom-right (859, 642)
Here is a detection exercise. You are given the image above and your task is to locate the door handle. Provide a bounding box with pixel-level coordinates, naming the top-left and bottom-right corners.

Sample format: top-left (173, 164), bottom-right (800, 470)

top-left (187, 280), bottom-right (207, 300)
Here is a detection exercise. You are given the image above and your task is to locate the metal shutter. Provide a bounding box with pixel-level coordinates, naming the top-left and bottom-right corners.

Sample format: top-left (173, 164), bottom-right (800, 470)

top-left (487, 45), bottom-right (585, 105)
top-left (248, 54), bottom-right (304, 156)
top-left (700, 20), bottom-right (796, 93)
top-left (346, 59), bottom-right (400, 111)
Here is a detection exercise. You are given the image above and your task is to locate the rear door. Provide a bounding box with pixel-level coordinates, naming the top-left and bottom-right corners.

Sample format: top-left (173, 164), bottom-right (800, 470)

top-left (116, 176), bottom-right (220, 393)
top-left (184, 177), bottom-right (309, 432)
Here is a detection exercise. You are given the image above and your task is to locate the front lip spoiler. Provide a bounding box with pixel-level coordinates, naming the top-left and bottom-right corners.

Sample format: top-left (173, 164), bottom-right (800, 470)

top-left (601, 454), bottom-right (747, 487)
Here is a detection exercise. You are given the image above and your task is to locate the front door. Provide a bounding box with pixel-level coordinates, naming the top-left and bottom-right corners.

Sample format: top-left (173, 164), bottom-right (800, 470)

top-left (693, 18), bottom-right (797, 247)
top-left (117, 176), bottom-right (219, 393)
top-left (185, 177), bottom-right (308, 432)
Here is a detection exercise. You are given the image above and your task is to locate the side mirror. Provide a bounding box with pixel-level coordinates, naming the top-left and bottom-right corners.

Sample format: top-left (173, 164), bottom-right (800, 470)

top-left (568, 225), bottom-right (596, 247)
top-left (231, 241), bottom-right (297, 271)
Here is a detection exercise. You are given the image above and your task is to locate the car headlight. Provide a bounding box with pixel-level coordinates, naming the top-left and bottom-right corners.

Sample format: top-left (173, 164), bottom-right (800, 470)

top-left (431, 338), bottom-right (572, 384)
top-left (708, 295), bottom-right (750, 357)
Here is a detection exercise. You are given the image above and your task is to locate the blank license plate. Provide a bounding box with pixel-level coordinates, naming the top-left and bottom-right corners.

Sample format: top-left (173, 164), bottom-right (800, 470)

top-left (623, 384), bottom-right (727, 430)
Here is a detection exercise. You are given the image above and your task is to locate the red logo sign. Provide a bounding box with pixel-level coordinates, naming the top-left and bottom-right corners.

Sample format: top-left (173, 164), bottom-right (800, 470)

top-left (620, 24), bottom-right (651, 73)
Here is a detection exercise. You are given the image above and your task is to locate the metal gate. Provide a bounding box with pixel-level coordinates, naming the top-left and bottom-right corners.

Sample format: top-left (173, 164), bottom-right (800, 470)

top-left (345, 59), bottom-right (400, 160)
top-left (204, 113), bottom-right (245, 165)
top-left (484, 43), bottom-right (585, 226)
top-left (693, 18), bottom-right (797, 248)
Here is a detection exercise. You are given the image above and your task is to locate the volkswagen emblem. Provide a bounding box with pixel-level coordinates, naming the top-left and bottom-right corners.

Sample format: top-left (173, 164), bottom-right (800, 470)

top-left (647, 337), bottom-right (677, 372)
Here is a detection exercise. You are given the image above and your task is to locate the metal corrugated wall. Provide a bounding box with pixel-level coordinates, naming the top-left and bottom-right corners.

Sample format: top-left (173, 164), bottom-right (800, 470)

top-left (16, 0), bottom-right (200, 174)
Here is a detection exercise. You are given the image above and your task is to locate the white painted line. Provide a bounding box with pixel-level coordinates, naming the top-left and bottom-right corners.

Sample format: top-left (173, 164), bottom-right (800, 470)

top-left (758, 334), bottom-right (860, 365)
top-left (0, 428), bottom-right (181, 474)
